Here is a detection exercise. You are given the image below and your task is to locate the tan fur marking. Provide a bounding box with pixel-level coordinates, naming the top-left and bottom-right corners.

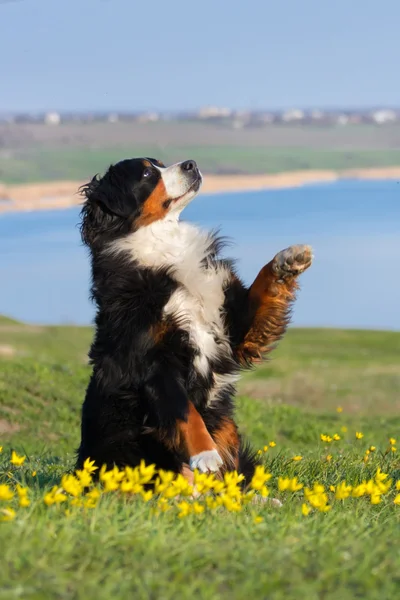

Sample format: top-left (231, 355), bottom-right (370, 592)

top-left (150, 320), bottom-right (171, 345)
top-left (136, 179), bottom-right (169, 227)
top-left (236, 261), bottom-right (298, 366)
top-left (212, 418), bottom-right (240, 470)
top-left (177, 402), bottom-right (216, 458)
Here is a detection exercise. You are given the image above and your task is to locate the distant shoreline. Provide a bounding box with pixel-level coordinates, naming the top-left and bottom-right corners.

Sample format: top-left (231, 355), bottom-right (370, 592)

top-left (1, 166), bottom-right (399, 214)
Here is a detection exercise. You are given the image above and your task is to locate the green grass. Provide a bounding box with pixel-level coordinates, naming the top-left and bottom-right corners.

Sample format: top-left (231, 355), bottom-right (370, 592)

top-left (3, 146), bottom-right (400, 183)
top-left (1, 319), bottom-right (400, 599)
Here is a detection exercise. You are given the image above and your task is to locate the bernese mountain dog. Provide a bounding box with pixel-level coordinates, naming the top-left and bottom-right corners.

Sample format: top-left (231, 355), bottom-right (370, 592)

top-left (76, 157), bottom-right (312, 484)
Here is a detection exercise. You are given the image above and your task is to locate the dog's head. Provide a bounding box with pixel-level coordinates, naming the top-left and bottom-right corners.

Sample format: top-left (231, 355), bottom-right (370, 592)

top-left (80, 158), bottom-right (202, 248)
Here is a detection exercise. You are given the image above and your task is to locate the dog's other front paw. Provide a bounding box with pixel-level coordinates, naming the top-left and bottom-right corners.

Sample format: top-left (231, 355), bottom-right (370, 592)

top-left (272, 245), bottom-right (313, 280)
top-left (189, 449), bottom-right (223, 473)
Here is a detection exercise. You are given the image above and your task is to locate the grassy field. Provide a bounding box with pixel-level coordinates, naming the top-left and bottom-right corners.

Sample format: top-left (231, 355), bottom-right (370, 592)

top-left (3, 146), bottom-right (400, 184)
top-left (1, 121), bottom-right (400, 183)
top-left (1, 316), bottom-right (400, 599)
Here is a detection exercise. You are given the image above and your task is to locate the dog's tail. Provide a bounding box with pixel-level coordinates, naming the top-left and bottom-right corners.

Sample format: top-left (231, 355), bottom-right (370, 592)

top-left (238, 438), bottom-right (260, 484)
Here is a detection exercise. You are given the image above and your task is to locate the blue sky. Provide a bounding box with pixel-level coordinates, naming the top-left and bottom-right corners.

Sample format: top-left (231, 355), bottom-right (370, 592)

top-left (1, 0), bottom-right (399, 112)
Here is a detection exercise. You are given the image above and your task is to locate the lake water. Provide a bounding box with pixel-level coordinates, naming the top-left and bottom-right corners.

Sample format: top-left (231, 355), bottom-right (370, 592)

top-left (0, 179), bottom-right (399, 329)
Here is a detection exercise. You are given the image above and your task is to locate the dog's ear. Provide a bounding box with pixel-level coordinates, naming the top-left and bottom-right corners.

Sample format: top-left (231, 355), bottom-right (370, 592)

top-left (83, 171), bottom-right (136, 219)
top-left (79, 174), bottom-right (134, 247)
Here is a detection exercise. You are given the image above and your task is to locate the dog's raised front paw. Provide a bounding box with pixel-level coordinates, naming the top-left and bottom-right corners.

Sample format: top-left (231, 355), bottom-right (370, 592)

top-left (189, 449), bottom-right (223, 473)
top-left (272, 245), bottom-right (313, 280)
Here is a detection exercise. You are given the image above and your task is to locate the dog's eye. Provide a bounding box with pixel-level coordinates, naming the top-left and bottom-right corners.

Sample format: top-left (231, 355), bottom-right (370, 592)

top-left (143, 168), bottom-right (152, 178)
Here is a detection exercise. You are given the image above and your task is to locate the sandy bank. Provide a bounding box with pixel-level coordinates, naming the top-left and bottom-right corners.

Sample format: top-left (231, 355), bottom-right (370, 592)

top-left (1, 167), bottom-right (399, 214)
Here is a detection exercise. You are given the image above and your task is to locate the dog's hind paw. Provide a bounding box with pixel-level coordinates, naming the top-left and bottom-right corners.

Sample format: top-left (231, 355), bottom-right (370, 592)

top-left (272, 245), bottom-right (313, 280)
top-left (189, 449), bottom-right (223, 473)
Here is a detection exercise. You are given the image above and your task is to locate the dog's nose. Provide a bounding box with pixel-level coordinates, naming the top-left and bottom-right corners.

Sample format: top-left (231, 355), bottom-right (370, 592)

top-left (181, 160), bottom-right (197, 172)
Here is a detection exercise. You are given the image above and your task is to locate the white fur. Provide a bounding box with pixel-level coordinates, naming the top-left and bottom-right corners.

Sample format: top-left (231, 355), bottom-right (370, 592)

top-left (208, 372), bottom-right (240, 404)
top-left (153, 162), bottom-right (201, 216)
top-left (108, 219), bottom-right (237, 403)
top-left (189, 449), bottom-right (223, 473)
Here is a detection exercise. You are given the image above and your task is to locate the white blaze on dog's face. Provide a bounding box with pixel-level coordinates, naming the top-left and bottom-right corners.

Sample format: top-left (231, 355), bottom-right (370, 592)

top-left (156, 160), bottom-right (202, 215)
top-left (135, 159), bottom-right (202, 227)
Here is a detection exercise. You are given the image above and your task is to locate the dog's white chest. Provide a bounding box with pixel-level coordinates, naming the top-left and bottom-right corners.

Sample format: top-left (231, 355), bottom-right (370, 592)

top-left (115, 220), bottom-right (231, 376)
top-left (163, 260), bottom-right (229, 376)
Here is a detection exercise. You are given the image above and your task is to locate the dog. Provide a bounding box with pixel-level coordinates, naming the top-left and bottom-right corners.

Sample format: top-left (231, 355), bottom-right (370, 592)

top-left (76, 157), bottom-right (312, 483)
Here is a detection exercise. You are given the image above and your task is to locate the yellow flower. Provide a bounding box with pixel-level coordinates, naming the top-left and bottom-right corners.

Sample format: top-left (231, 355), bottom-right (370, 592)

top-left (365, 450), bottom-right (370, 456)
top-left (31, 471), bottom-right (37, 477)
top-left (10, 451), bottom-right (26, 466)
top-left (304, 483), bottom-right (331, 511)
top-left (154, 470), bottom-right (176, 494)
top-left (336, 406), bottom-right (343, 413)
top-left (140, 489), bottom-right (153, 502)
top-left (0, 484), bottom-right (14, 501)
top-left (335, 481), bottom-right (352, 500)
top-left (278, 477), bottom-right (290, 492)
top-left (396, 481), bottom-right (400, 491)
top-left (138, 461), bottom-right (157, 484)
top-left (257, 450), bottom-right (262, 456)
top-left (333, 434), bottom-right (341, 441)
top-left (192, 501), bottom-right (204, 515)
top-left (0, 507), bottom-right (16, 522)
top-left (351, 484), bottom-right (365, 497)
top-left (375, 468), bottom-right (389, 483)
top-left (16, 485), bottom-right (29, 502)
top-left (326, 455), bottom-right (333, 462)
top-left (320, 434), bottom-right (332, 443)
top-left (263, 446), bottom-right (269, 452)
top-left (205, 496), bottom-right (220, 510)
top-left (341, 426), bottom-right (348, 433)
top-left (302, 503), bottom-right (311, 516)
top-left (369, 446), bottom-right (376, 452)
top-left (292, 456), bottom-right (303, 462)
top-left (355, 432), bottom-right (364, 440)
top-left (220, 494), bottom-right (242, 512)
top-left (329, 485), bottom-right (336, 492)
top-left (19, 496), bottom-right (30, 508)
top-left (99, 465), bottom-right (123, 492)
top-left (289, 477), bottom-right (303, 492)
top-left (390, 438), bottom-right (396, 446)
top-left (269, 441), bottom-right (276, 448)
top-left (391, 447), bottom-right (397, 453)
top-left (75, 469), bottom-right (92, 488)
top-left (253, 515), bottom-right (264, 524)
top-left (250, 465), bottom-right (272, 492)
top-left (84, 488), bottom-right (101, 508)
top-left (120, 480), bottom-right (134, 494)
top-left (177, 500), bottom-right (192, 518)
top-left (61, 474), bottom-right (83, 498)
top-left (0, 446), bottom-right (3, 453)
top-left (43, 486), bottom-right (67, 506)
top-left (193, 471), bottom-right (218, 494)
top-left (394, 494), bottom-right (400, 505)
top-left (83, 458), bottom-right (98, 474)
top-left (161, 474), bottom-right (193, 499)
top-left (370, 494), bottom-right (381, 505)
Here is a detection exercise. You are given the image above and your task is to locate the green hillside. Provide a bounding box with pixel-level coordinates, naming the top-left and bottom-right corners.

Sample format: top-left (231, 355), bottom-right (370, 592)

top-left (1, 319), bottom-right (400, 599)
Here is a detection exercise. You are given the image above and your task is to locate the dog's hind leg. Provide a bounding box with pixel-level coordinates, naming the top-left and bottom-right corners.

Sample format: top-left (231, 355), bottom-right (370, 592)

top-left (235, 245), bottom-right (313, 366)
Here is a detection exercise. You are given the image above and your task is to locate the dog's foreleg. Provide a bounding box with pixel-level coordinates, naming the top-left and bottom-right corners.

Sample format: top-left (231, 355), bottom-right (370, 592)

top-left (177, 402), bottom-right (223, 473)
top-left (235, 245), bottom-right (313, 366)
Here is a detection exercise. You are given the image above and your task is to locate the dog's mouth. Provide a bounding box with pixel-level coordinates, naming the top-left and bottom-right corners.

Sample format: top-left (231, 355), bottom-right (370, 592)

top-left (171, 175), bottom-right (202, 204)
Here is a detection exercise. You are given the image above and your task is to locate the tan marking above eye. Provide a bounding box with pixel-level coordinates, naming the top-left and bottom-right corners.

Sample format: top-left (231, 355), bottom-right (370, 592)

top-left (142, 160), bottom-right (152, 168)
top-left (135, 179), bottom-right (170, 227)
